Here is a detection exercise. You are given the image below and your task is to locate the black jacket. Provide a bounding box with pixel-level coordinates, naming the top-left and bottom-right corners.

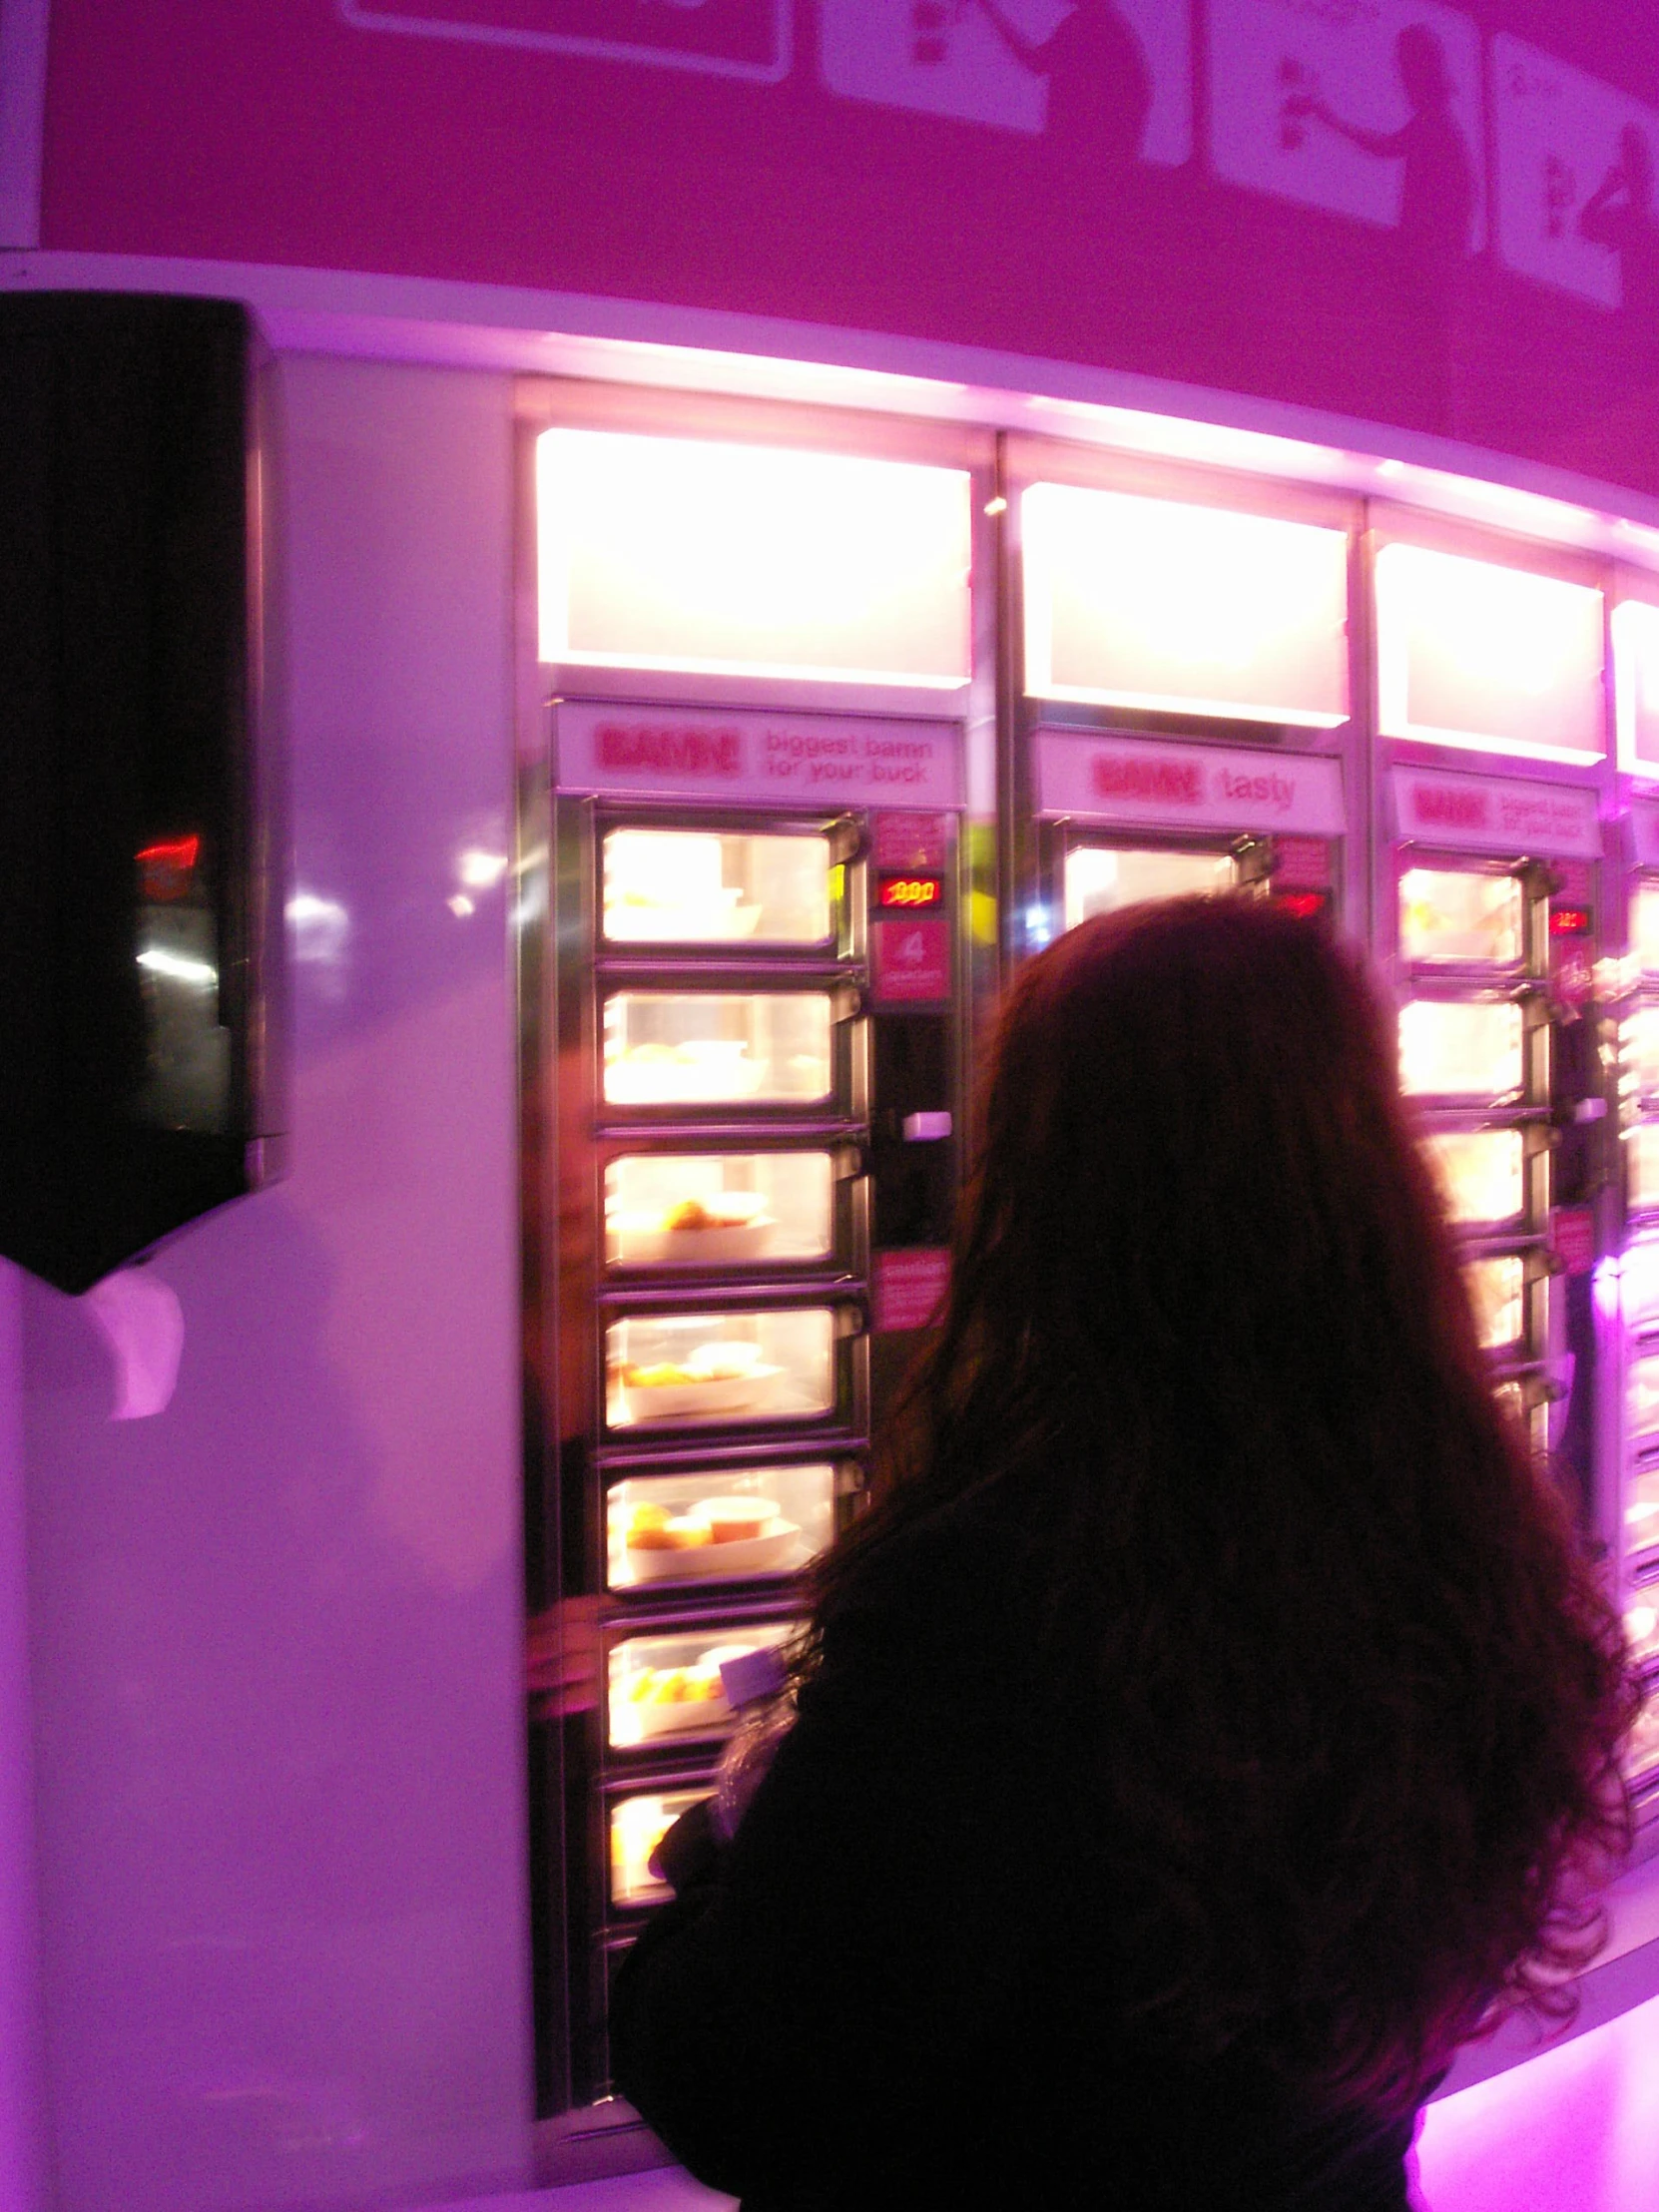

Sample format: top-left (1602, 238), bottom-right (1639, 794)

top-left (612, 1505), bottom-right (1417, 2211)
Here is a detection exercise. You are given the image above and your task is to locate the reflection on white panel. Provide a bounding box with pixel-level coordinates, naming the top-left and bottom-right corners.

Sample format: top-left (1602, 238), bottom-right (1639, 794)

top-left (537, 428), bottom-right (971, 685)
top-left (1630, 1352), bottom-right (1659, 1442)
top-left (1399, 867), bottom-right (1524, 965)
top-left (1398, 999), bottom-right (1524, 1101)
top-left (1063, 844), bottom-right (1234, 930)
top-left (1422, 1129), bottom-right (1525, 1227)
top-left (1021, 483), bottom-right (1350, 726)
top-left (1376, 544), bottom-right (1606, 762)
top-left (1615, 602), bottom-right (1659, 776)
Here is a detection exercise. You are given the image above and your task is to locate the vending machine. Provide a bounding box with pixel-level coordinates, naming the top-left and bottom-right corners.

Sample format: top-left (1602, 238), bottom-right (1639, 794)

top-left (1020, 723), bottom-right (1349, 946)
top-left (1385, 768), bottom-right (1611, 1492)
top-left (532, 698), bottom-right (972, 2103)
top-left (1615, 801), bottom-right (1659, 1826)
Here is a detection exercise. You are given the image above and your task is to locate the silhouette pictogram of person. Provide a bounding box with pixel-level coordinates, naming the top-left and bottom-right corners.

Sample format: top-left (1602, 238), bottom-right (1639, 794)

top-left (1578, 124), bottom-right (1659, 339)
top-left (972, 0), bottom-right (1152, 166)
top-left (1286, 24), bottom-right (1473, 265)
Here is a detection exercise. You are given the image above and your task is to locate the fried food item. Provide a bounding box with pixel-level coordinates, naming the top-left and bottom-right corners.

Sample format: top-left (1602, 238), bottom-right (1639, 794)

top-left (699, 1497), bottom-right (777, 1543)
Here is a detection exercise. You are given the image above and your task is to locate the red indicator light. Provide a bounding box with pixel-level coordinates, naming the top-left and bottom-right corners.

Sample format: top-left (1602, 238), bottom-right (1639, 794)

top-left (137, 834), bottom-right (202, 903)
top-left (137, 835), bottom-right (200, 871)
top-left (1549, 906), bottom-right (1592, 937)
top-left (1273, 889), bottom-right (1328, 921)
top-left (877, 874), bottom-right (944, 910)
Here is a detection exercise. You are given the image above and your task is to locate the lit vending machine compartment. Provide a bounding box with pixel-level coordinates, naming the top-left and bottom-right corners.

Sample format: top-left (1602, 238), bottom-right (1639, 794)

top-left (1634, 882), bottom-right (1659, 978)
top-left (605, 1306), bottom-right (851, 1434)
top-left (1627, 1690), bottom-right (1659, 1798)
top-left (1421, 1128), bottom-right (1529, 1232)
top-left (1626, 1463), bottom-right (1659, 1569)
top-left (1398, 866), bottom-right (1526, 968)
top-left (607, 1620), bottom-right (799, 1750)
top-left (1625, 1005), bottom-right (1659, 1107)
top-left (604, 1148), bottom-right (845, 1273)
top-left (610, 1787), bottom-right (712, 1911)
top-left (1625, 1592), bottom-right (1659, 1671)
top-left (1398, 998), bottom-right (1529, 1105)
top-left (1629, 1126), bottom-right (1659, 1216)
top-left (607, 1464), bottom-right (839, 1591)
top-left (602, 826), bottom-right (837, 947)
top-left (1462, 1255), bottom-right (1529, 1357)
top-left (1063, 843), bottom-right (1236, 931)
top-left (603, 988), bottom-right (842, 1110)
top-left (1630, 1350), bottom-right (1659, 1451)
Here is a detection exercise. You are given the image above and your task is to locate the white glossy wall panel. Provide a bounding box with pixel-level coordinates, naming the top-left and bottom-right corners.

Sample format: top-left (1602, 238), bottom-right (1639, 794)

top-left (22, 357), bottom-right (531, 2212)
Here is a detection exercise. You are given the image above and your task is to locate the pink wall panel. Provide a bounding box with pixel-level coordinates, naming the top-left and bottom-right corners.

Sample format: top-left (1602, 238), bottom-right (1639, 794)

top-left (34, 3), bottom-right (1659, 498)
top-left (20, 356), bottom-right (532, 2212)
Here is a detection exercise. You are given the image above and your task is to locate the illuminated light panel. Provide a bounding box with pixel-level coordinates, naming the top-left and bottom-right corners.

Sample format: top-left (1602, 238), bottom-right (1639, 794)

top-left (1021, 483), bottom-right (1350, 727)
top-left (536, 428), bottom-right (971, 686)
top-left (1614, 601), bottom-right (1659, 775)
top-left (1375, 544), bottom-right (1606, 764)
top-left (137, 947), bottom-right (218, 986)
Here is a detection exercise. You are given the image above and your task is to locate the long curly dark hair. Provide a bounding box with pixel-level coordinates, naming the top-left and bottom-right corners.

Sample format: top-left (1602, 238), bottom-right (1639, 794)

top-left (813, 895), bottom-right (1634, 2113)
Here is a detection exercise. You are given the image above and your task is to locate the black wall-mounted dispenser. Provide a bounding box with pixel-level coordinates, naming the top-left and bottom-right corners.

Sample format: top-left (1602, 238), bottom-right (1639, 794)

top-left (0, 292), bottom-right (278, 1294)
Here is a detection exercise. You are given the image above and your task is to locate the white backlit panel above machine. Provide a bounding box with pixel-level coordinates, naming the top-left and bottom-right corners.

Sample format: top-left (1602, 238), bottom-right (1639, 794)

top-left (537, 428), bottom-right (971, 686)
top-left (1021, 483), bottom-right (1350, 727)
top-left (1614, 601), bottom-right (1659, 776)
top-left (1376, 544), bottom-right (1606, 764)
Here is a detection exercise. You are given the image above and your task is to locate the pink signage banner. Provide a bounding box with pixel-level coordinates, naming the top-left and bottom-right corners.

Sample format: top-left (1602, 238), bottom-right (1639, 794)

top-left (555, 701), bottom-right (963, 807)
top-left (33, 3), bottom-right (1659, 505)
top-left (1390, 767), bottom-right (1603, 857)
top-left (1033, 728), bottom-right (1346, 834)
top-left (872, 1247), bottom-right (951, 1335)
top-left (871, 916), bottom-right (951, 1004)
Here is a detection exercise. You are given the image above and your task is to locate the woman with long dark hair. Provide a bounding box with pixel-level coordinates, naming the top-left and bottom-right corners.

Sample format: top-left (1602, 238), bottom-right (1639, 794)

top-left (612, 896), bottom-right (1633, 2210)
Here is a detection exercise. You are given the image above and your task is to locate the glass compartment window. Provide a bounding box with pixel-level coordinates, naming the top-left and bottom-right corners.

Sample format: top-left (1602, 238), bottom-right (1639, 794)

top-left (607, 1464), bottom-right (837, 1589)
top-left (1399, 868), bottom-right (1524, 967)
top-left (1627, 1693), bottom-right (1659, 1787)
top-left (1634, 882), bottom-right (1659, 976)
top-left (1626, 1465), bottom-right (1659, 1562)
top-left (602, 829), bottom-right (833, 946)
top-left (1625, 1239), bottom-right (1659, 1333)
top-left (608, 1621), bottom-right (798, 1749)
top-left (604, 992), bottom-right (833, 1108)
top-left (611, 1789), bottom-right (709, 1908)
top-left (1462, 1256), bottom-right (1525, 1353)
top-left (607, 1308), bottom-right (836, 1430)
top-left (1421, 1130), bottom-right (1525, 1229)
top-left (1631, 1353), bottom-right (1659, 1444)
top-left (1626, 1009), bottom-right (1659, 1105)
top-left (1398, 1000), bottom-right (1525, 1102)
top-left (1063, 845), bottom-right (1234, 931)
top-left (1630, 1126), bottom-right (1659, 1214)
top-left (606, 1152), bottom-right (835, 1270)
top-left (1625, 1597), bottom-right (1659, 1668)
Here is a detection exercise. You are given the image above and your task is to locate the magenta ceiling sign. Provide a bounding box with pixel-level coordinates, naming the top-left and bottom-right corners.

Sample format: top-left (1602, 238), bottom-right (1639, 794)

top-left (34, 2), bottom-right (1659, 500)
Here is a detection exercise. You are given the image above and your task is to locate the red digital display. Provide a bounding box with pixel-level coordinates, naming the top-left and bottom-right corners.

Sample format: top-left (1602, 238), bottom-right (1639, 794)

top-left (877, 874), bottom-right (944, 910)
top-left (1271, 889), bottom-right (1329, 922)
top-left (1549, 906), bottom-right (1593, 937)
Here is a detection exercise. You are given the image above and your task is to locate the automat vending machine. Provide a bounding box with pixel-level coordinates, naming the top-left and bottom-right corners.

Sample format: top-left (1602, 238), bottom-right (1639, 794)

top-left (1615, 802), bottom-right (1659, 1825)
top-left (1385, 769), bottom-right (1612, 1495)
top-left (1021, 724), bottom-right (1349, 942)
top-left (533, 699), bottom-right (972, 2103)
